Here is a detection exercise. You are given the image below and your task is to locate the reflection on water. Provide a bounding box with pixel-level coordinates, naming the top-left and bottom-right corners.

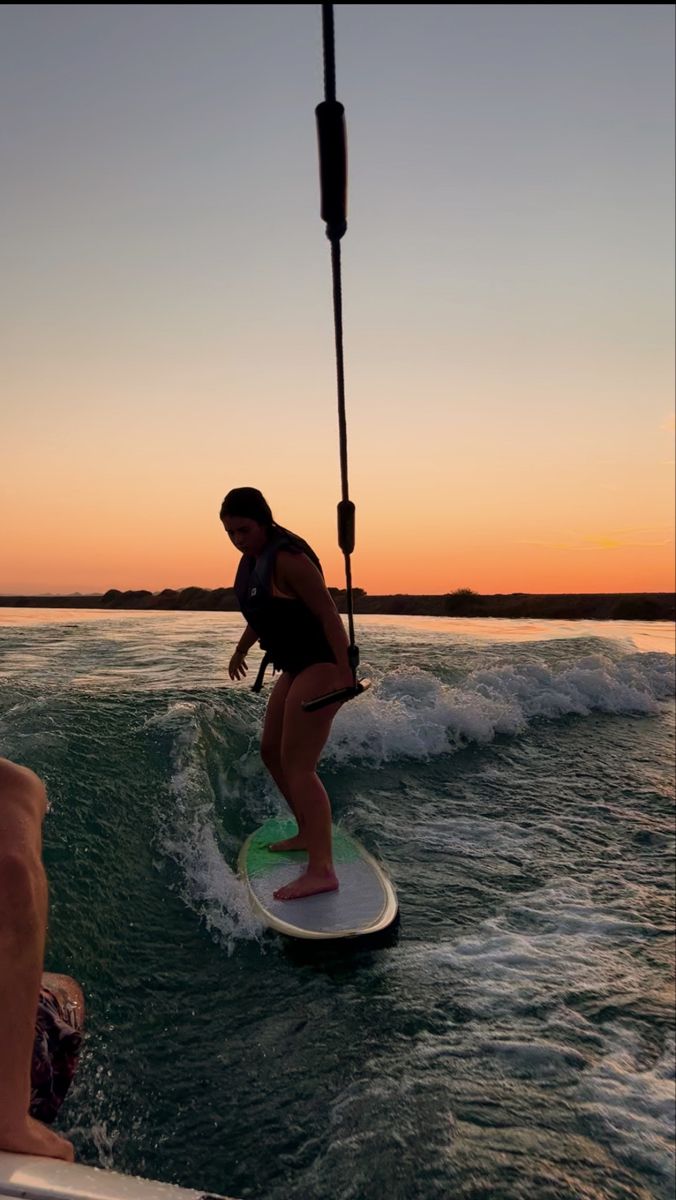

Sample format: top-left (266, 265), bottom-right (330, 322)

top-left (0, 606), bottom-right (674, 653)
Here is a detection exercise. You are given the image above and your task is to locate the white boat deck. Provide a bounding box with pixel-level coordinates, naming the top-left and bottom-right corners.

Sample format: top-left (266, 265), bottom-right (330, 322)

top-left (0, 1155), bottom-right (235, 1200)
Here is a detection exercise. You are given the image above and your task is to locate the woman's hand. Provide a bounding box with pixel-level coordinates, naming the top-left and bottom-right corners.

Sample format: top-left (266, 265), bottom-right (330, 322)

top-left (228, 649), bottom-right (248, 681)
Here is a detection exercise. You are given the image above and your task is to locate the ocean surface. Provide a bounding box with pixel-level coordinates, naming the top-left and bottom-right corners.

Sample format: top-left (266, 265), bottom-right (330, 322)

top-left (0, 609), bottom-right (674, 1200)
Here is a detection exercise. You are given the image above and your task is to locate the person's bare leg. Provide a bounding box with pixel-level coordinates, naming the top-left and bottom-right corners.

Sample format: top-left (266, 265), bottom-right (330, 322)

top-left (273, 664), bottom-right (343, 900)
top-left (261, 672), bottom-right (309, 851)
top-left (0, 758), bottom-right (74, 1161)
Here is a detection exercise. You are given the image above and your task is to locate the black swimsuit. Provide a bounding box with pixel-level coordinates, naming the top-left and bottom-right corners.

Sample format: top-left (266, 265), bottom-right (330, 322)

top-left (234, 529), bottom-right (335, 685)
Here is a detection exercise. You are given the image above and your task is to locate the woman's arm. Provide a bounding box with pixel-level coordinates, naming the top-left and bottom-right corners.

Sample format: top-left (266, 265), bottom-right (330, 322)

top-left (276, 552), bottom-right (352, 681)
top-left (236, 623), bottom-right (259, 656)
top-left (229, 623), bottom-right (258, 681)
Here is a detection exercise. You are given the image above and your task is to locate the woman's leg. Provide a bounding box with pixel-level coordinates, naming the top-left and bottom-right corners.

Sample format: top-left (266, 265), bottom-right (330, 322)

top-left (274, 663), bottom-right (343, 900)
top-left (260, 672), bottom-right (306, 849)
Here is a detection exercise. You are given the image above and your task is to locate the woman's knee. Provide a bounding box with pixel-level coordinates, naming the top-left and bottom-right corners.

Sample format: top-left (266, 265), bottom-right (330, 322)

top-left (279, 751), bottom-right (316, 786)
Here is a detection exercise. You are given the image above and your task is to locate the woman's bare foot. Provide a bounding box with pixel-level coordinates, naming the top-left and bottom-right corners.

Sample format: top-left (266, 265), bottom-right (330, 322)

top-left (268, 835), bottom-right (307, 852)
top-left (274, 868), bottom-right (339, 901)
top-left (0, 1114), bottom-right (74, 1161)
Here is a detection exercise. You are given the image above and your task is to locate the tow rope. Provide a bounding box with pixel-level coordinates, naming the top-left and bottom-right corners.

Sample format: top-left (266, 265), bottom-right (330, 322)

top-left (302, 4), bottom-right (371, 714)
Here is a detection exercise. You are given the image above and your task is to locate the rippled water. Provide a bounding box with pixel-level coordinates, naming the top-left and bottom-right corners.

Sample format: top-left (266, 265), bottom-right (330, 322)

top-left (0, 609), bottom-right (674, 1199)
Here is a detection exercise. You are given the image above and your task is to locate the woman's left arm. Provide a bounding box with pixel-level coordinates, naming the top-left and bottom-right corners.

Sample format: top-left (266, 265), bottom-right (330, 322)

top-left (276, 552), bottom-right (352, 683)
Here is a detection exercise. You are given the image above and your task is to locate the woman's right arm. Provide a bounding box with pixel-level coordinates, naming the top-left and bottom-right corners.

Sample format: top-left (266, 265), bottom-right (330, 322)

top-left (229, 623), bottom-right (258, 681)
top-left (236, 623), bottom-right (258, 655)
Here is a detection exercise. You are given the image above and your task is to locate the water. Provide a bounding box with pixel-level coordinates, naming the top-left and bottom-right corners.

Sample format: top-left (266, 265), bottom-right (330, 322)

top-left (0, 609), bottom-right (674, 1200)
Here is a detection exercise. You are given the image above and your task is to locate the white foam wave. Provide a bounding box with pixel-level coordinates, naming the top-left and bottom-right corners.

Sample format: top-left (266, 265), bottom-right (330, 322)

top-left (61, 1118), bottom-right (118, 1170)
top-left (326, 653), bottom-right (674, 764)
top-left (404, 880), bottom-right (675, 1185)
top-left (421, 879), bottom-right (654, 1016)
top-left (582, 1032), bottom-right (675, 1188)
top-left (148, 701), bottom-right (263, 952)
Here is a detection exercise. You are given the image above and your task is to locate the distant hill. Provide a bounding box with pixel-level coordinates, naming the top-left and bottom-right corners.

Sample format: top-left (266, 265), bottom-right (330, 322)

top-left (0, 588), bottom-right (674, 621)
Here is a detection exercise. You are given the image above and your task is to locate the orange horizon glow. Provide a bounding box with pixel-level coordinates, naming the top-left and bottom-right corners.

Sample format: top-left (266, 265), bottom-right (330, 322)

top-left (4, 392), bottom-right (674, 597)
top-left (2, 518), bottom-right (674, 596)
top-left (3, 424), bottom-right (674, 596)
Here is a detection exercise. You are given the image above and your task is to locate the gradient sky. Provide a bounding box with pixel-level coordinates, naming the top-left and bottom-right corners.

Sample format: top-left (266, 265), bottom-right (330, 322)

top-left (2, 4), bottom-right (674, 595)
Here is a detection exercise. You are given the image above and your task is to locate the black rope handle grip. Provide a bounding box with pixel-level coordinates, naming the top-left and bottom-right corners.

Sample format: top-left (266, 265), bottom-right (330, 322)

top-left (316, 98), bottom-right (347, 241)
top-left (302, 678), bottom-right (371, 713)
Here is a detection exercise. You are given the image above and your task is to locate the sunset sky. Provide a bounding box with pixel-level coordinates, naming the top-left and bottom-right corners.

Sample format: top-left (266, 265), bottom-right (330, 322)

top-left (2, 4), bottom-right (674, 595)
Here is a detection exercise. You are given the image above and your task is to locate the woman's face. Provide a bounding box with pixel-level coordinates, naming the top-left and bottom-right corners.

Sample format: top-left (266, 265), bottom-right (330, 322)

top-left (222, 515), bottom-right (268, 556)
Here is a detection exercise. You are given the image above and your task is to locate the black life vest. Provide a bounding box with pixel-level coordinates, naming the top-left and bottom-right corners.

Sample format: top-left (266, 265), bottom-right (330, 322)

top-left (233, 527), bottom-right (334, 688)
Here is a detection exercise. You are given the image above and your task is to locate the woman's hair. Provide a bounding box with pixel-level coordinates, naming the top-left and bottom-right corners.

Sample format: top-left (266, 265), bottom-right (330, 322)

top-left (219, 487), bottom-right (274, 527)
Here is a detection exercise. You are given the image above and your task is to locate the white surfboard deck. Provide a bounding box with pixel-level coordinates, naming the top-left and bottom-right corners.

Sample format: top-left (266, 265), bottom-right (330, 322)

top-left (238, 818), bottom-right (398, 940)
top-left (0, 1153), bottom-right (235, 1200)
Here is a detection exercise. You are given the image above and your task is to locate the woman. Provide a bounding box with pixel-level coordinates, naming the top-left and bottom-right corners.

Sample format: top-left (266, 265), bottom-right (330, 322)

top-left (221, 488), bottom-right (352, 901)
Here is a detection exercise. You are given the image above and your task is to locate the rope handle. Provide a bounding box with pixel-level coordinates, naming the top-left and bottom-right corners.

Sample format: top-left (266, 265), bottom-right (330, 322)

top-left (315, 3), bottom-right (362, 694)
top-left (302, 679), bottom-right (371, 714)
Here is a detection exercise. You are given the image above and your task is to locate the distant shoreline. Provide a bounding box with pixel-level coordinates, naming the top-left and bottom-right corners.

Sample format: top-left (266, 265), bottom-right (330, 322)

top-left (0, 589), bottom-right (674, 621)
